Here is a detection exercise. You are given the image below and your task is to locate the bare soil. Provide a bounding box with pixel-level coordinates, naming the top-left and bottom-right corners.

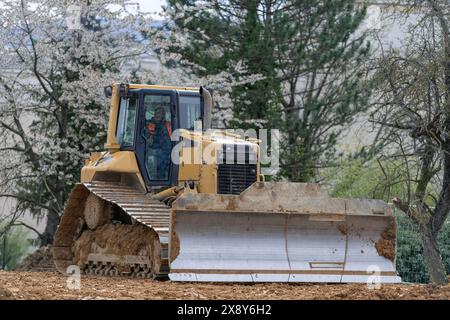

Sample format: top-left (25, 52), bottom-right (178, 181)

top-left (0, 284), bottom-right (15, 300)
top-left (1, 271), bottom-right (450, 300)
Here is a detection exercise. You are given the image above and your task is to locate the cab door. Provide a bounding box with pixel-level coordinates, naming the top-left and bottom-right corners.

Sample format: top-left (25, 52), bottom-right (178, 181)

top-left (135, 89), bottom-right (178, 187)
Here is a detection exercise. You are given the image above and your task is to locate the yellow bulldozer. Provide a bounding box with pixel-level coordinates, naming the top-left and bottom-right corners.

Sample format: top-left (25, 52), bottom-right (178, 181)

top-left (53, 83), bottom-right (401, 283)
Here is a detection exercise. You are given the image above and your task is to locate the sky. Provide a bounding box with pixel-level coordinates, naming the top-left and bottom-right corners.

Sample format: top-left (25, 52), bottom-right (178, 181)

top-left (136, 0), bottom-right (166, 15)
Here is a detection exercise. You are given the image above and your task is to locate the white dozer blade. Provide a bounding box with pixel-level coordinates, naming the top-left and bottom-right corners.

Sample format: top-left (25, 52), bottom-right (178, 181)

top-left (169, 182), bottom-right (401, 283)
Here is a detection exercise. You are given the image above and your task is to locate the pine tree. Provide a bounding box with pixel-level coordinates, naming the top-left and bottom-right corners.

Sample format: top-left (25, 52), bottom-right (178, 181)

top-left (165, 0), bottom-right (371, 181)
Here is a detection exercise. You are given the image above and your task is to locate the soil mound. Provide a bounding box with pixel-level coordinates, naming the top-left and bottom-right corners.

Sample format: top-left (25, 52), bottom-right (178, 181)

top-left (15, 246), bottom-right (55, 272)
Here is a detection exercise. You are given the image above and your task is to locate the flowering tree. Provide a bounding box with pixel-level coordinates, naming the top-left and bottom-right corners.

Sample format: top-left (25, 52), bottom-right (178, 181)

top-left (0, 0), bottom-right (153, 245)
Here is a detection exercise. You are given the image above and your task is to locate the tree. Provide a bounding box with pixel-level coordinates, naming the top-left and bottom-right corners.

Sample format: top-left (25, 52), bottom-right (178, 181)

top-left (321, 156), bottom-right (450, 283)
top-left (0, 0), bottom-right (152, 245)
top-left (164, 0), bottom-right (372, 181)
top-left (370, 0), bottom-right (450, 284)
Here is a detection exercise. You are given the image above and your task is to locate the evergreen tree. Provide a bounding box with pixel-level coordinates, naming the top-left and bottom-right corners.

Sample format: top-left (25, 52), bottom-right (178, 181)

top-left (165, 0), bottom-right (371, 181)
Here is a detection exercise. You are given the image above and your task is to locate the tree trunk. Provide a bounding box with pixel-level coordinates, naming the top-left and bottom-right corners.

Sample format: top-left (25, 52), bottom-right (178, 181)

top-left (420, 226), bottom-right (448, 284)
top-left (41, 209), bottom-right (60, 246)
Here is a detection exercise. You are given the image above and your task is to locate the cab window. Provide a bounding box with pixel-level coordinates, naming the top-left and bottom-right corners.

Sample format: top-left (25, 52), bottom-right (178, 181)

top-left (179, 96), bottom-right (201, 130)
top-left (116, 96), bottom-right (137, 147)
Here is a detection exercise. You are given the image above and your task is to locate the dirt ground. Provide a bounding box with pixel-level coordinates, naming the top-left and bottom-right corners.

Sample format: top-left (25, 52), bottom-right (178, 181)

top-left (1, 271), bottom-right (450, 300)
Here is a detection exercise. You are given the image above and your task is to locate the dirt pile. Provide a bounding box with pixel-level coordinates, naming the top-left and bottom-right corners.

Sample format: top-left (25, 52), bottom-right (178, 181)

top-left (15, 246), bottom-right (55, 272)
top-left (375, 219), bottom-right (396, 261)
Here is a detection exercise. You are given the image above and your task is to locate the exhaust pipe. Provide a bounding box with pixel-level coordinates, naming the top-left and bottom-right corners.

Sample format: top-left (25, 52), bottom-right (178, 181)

top-left (200, 86), bottom-right (213, 129)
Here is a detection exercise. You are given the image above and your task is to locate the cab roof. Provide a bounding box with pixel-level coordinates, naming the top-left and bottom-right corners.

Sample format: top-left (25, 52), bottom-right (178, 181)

top-left (123, 83), bottom-right (199, 93)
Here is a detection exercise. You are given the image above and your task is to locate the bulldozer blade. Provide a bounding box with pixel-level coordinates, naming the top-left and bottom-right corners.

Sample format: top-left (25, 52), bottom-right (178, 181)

top-left (169, 182), bottom-right (401, 283)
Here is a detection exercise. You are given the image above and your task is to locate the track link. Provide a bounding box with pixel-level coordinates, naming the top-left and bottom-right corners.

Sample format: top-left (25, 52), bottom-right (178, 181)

top-left (83, 254), bottom-right (153, 278)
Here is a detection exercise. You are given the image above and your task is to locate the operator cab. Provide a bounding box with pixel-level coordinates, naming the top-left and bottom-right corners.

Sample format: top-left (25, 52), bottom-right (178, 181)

top-left (112, 84), bottom-right (202, 188)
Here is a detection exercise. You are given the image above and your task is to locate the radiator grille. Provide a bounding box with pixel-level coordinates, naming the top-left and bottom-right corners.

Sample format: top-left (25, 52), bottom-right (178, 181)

top-left (217, 164), bottom-right (257, 195)
top-left (217, 144), bottom-right (258, 195)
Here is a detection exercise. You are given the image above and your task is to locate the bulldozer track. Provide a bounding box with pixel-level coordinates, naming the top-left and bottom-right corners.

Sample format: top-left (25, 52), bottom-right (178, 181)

top-left (83, 182), bottom-right (170, 278)
top-left (53, 181), bottom-right (171, 279)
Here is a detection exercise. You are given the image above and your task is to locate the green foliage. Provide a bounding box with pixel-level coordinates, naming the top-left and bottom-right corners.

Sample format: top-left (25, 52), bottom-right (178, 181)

top-left (0, 225), bottom-right (31, 271)
top-left (396, 213), bottom-right (450, 283)
top-left (321, 158), bottom-right (408, 201)
top-left (395, 213), bottom-right (427, 283)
